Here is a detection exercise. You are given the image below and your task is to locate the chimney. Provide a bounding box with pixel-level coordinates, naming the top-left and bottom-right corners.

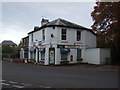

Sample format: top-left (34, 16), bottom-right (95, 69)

top-left (41, 18), bottom-right (49, 26)
top-left (34, 26), bottom-right (39, 31)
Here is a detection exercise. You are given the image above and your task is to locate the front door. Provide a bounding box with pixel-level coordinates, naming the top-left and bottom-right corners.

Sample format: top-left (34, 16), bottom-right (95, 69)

top-left (49, 48), bottom-right (55, 65)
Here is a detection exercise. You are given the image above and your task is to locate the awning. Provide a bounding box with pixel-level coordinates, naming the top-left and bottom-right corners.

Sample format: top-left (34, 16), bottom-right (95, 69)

top-left (60, 48), bottom-right (70, 52)
top-left (29, 48), bottom-right (35, 52)
top-left (39, 48), bottom-right (45, 52)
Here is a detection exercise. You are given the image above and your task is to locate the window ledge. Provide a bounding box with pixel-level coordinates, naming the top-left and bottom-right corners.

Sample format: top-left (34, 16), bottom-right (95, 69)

top-left (61, 41), bottom-right (68, 43)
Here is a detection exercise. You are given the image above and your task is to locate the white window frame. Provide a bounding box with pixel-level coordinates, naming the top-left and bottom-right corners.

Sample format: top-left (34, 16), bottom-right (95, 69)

top-left (76, 30), bottom-right (81, 41)
top-left (61, 28), bottom-right (67, 40)
top-left (42, 29), bottom-right (45, 41)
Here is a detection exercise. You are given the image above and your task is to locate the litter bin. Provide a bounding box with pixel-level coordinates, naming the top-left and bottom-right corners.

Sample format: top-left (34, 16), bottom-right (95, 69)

top-left (106, 57), bottom-right (112, 65)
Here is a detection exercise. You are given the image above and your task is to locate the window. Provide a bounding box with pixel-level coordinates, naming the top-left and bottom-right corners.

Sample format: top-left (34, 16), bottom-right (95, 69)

top-left (31, 34), bottom-right (33, 42)
top-left (77, 49), bottom-right (81, 59)
top-left (77, 31), bottom-right (81, 41)
top-left (33, 42), bottom-right (36, 47)
top-left (42, 29), bottom-right (45, 41)
top-left (61, 52), bottom-right (68, 60)
top-left (41, 52), bottom-right (45, 60)
top-left (61, 29), bottom-right (67, 40)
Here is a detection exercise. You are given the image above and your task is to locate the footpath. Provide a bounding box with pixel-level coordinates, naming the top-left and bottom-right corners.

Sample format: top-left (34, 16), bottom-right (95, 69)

top-left (1, 60), bottom-right (119, 72)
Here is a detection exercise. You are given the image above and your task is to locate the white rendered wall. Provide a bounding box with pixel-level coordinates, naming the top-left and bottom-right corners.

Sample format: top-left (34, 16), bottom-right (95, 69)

top-left (86, 48), bottom-right (100, 64)
top-left (28, 26), bottom-right (97, 65)
top-left (45, 45), bottom-right (49, 65)
top-left (69, 49), bottom-right (77, 64)
top-left (85, 31), bottom-right (96, 48)
top-left (85, 48), bottom-right (111, 64)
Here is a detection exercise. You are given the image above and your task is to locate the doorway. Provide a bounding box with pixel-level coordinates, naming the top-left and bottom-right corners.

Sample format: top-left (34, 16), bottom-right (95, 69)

top-left (49, 48), bottom-right (55, 65)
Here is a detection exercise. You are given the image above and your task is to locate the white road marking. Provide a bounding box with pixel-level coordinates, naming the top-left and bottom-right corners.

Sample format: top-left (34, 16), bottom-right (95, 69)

top-left (45, 86), bottom-right (51, 88)
top-left (39, 85), bottom-right (51, 88)
top-left (9, 81), bottom-right (18, 84)
top-left (0, 80), bottom-right (6, 82)
top-left (13, 85), bottom-right (24, 88)
top-left (1, 80), bottom-right (36, 88)
top-left (21, 83), bottom-right (31, 86)
top-left (1, 82), bottom-right (10, 86)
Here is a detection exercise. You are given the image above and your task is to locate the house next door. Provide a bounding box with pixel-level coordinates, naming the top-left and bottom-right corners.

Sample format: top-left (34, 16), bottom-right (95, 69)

top-left (49, 48), bottom-right (55, 65)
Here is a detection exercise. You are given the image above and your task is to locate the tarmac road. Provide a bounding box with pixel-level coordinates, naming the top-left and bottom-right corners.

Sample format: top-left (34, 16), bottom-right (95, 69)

top-left (2, 61), bottom-right (119, 89)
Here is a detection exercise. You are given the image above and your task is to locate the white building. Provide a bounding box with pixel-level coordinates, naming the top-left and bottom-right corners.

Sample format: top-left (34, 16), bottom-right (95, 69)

top-left (28, 18), bottom-right (110, 65)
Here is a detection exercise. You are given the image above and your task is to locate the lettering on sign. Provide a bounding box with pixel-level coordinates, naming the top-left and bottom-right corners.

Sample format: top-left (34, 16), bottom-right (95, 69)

top-left (65, 45), bottom-right (80, 49)
top-left (57, 45), bottom-right (65, 48)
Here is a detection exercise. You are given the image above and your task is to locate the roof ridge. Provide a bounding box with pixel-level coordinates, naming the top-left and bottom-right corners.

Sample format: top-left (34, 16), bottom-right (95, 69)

top-left (56, 18), bottom-right (61, 25)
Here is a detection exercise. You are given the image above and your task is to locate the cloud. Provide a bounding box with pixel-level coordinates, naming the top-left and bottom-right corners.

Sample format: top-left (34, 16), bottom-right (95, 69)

top-left (1, 2), bottom-right (96, 44)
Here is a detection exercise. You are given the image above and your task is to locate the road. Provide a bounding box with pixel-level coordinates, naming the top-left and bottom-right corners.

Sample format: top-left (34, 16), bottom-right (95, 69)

top-left (2, 62), bottom-right (118, 89)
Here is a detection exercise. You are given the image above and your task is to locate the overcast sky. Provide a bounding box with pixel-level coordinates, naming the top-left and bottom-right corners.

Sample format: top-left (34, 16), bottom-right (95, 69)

top-left (1, 2), bottom-right (96, 44)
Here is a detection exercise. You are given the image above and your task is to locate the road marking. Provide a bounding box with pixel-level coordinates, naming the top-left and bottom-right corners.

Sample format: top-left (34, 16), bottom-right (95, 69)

top-left (1, 82), bottom-right (10, 86)
top-left (13, 85), bottom-right (24, 88)
top-left (21, 83), bottom-right (31, 86)
top-left (39, 85), bottom-right (51, 88)
top-left (45, 86), bottom-right (51, 88)
top-left (9, 81), bottom-right (18, 84)
top-left (0, 80), bottom-right (6, 82)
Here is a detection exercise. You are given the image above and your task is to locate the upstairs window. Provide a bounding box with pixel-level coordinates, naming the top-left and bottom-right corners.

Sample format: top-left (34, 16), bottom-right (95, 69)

top-left (61, 29), bottom-right (67, 40)
top-left (31, 34), bottom-right (33, 43)
top-left (42, 29), bottom-right (45, 41)
top-left (77, 31), bottom-right (81, 41)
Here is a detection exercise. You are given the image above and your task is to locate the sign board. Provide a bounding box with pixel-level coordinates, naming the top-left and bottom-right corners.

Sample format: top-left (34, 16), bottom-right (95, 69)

top-left (65, 45), bottom-right (80, 49)
top-left (57, 45), bottom-right (65, 48)
top-left (57, 45), bottom-right (80, 49)
top-left (38, 41), bottom-right (42, 46)
top-left (40, 45), bottom-right (45, 48)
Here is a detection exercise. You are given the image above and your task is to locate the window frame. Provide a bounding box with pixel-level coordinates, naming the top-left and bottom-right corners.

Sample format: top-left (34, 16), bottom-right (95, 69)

top-left (61, 52), bottom-right (68, 61)
top-left (77, 49), bottom-right (81, 59)
top-left (31, 33), bottom-right (33, 43)
top-left (61, 29), bottom-right (67, 40)
top-left (76, 30), bottom-right (81, 41)
top-left (42, 29), bottom-right (45, 41)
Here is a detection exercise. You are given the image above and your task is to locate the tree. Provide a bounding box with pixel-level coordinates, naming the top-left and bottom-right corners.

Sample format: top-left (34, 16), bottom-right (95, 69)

top-left (91, 1), bottom-right (120, 63)
top-left (2, 45), bottom-right (13, 54)
top-left (2, 45), bottom-right (13, 59)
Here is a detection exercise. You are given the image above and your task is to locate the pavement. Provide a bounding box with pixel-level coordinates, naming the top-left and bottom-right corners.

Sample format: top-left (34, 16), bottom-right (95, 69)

top-left (2, 60), bottom-right (119, 72)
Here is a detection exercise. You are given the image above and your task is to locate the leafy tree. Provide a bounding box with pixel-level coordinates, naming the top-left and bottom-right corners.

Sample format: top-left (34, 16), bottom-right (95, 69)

top-left (2, 45), bottom-right (13, 54)
top-left (91, 1), bottom-right (120, 63)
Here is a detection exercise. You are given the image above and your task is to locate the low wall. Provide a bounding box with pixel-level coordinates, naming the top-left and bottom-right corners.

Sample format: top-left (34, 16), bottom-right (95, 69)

top-left (85, 48), bottom-right (110, 64)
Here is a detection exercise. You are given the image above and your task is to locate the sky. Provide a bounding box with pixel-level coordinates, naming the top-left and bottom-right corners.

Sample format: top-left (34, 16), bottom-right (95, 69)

top-left (1, 1), bottom-right (96, 45)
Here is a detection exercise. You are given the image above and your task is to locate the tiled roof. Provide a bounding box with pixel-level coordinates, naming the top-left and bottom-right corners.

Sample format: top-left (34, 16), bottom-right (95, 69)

top-left (2, 40), bottom-right (17, 46)
top-left (28, 18), bottom-right (96, 35)
top-left (44, 18), bottom-right (85, 28)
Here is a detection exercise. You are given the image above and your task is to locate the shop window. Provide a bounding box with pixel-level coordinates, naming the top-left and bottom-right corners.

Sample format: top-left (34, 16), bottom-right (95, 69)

top-left (61, 52), bottom-right (68, 60)
top-left (31, 52), bottom-right (36, 60)
top-left (41, 52), bottom-right (45, 60)
top-left (77, 49), bottom-right (81, 59)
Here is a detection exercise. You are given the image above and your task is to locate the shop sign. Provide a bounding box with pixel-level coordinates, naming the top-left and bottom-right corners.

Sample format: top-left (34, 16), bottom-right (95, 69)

top-left (38, 41), bottom-right (42, 46)
top-left (65, 45), bottom-right (80, 49)
top-left (57, 45), bottom-right (65, 48)
top-left (40, 45), bottom-right (45, 48)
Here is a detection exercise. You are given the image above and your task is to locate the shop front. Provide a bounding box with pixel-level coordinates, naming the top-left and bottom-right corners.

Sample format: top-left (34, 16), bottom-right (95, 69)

top-left (60, 48), bottom-right (70, 64)
top-left (39, 48), bottom-right (45, 64)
